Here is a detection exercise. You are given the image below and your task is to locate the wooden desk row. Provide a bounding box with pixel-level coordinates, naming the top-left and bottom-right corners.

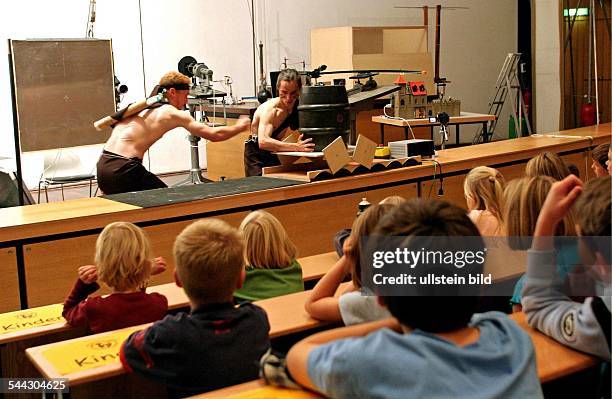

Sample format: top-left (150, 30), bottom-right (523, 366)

top-left (198, 312), bottom-right (600, 399)
top-left (23, 282), bottom-right (350, 387)
top-left (24, 309), bottom-right (599, 398)
top-left (0, 124), bottom-right (610, 312)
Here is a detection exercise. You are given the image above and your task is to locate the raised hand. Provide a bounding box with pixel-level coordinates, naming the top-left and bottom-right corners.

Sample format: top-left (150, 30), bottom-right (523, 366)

top-left (151, 257), bottom-right (167, 276)
top-left (535, 174), bottom-right (583, 237)
top-left (78, 264), bottom-right (98, 284)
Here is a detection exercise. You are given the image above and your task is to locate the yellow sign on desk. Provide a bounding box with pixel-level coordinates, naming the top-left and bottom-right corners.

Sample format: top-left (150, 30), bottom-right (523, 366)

top-left (41, 326), bottom-right (141, 375)
top-left (221, 386), bottom-right (321, 399)
top-left (0, 304), bottom-right (64, 335)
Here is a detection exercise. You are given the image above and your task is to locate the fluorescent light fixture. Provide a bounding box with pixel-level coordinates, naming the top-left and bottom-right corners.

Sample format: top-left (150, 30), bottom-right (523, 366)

top-left (563, 8), bottom-right (589, 17)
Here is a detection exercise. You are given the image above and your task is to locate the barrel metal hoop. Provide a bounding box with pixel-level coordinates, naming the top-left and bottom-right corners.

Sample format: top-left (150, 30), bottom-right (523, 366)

top-left (297, 104), bottom-right (350, 111)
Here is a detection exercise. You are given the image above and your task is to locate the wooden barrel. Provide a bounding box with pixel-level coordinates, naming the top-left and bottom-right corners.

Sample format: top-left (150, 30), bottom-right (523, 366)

top-left (298, 85), bottom-right (350, 151)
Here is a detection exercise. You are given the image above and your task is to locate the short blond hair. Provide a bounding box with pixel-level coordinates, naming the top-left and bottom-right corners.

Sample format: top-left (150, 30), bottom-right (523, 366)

top-left (159, 71), bottom-right (190, 87)
top-left (379, 195), bottom-right (406, 206)
top-left (464, 166), bottom-right (506, 224)
top-left (503, 176), bottom-right (576, 248)
top-left (525, 151), bottom-right (571, 181)
top-left (95, 222), bottom-right (152, 291)
top-left (239, 210), bottom-right (297, 269)
top-left (173, 219), bottom-right (244, 304)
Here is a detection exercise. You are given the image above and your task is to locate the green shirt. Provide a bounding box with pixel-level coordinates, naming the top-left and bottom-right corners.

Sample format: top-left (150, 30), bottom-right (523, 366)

top-left (234, 259), bottom-right (304, 301)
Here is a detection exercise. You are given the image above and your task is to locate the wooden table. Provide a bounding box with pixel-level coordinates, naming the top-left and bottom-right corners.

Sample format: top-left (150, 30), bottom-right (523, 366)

top-left (372, 112), bottom-right (497, 145)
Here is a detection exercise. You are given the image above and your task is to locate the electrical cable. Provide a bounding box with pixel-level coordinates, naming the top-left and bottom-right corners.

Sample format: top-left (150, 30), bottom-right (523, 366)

top-left (383, 104), bottom-right (416, 139)
top-left (422, 159), bottom-right (444, 198)
top-left (136, 0), bottom-right (151, 171)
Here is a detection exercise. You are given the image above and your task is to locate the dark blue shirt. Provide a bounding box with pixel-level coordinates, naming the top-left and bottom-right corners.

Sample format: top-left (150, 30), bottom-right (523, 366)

top-left (121, 302), bottom-right (270, 398)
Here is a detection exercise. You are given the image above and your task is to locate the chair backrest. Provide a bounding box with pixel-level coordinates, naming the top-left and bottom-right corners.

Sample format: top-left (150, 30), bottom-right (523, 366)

top-left (41, 150), bottom-right (89, 179)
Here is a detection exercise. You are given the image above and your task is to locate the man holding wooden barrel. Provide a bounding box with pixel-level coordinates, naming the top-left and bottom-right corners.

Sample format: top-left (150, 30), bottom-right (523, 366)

top-left (96, 71), bottom-right (250, 194)
top-left (244, 69), bottom-right (315, 177)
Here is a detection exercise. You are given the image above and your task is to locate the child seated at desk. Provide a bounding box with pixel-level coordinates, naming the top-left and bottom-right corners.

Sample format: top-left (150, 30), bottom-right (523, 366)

top-left (234, 210), bottom-right (304, 301)
top-left (504, 176), bottom-right (578, 312)
top-left (463, 166), bottom-right (505, 236)
top-left (522, 176), bottom-right (611, 361)
top-left (121, 219), bottom-right (270, 398)
top-left (525, 151), bottom-right (571, 181)
top-left (305, 204), bottom-right (393, 325)
top-left (62, 222), bottom-right (168, 333)
top-left (287, 199), bottom-right (543, 398)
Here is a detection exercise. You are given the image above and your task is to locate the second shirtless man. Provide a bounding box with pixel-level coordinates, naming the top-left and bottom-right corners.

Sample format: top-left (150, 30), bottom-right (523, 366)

top-left (244, 69), bottom-right (314, 177)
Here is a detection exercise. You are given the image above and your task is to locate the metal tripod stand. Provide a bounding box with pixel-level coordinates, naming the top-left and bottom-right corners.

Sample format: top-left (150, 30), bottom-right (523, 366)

top-left (173, 94), bottom-right (226, 186)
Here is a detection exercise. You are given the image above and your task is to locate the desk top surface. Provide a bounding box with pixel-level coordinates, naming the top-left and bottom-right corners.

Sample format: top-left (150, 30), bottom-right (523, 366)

top-left (177, 312), bottom-right (603, 398)
top-left (25, 283), bottom-right (346, 385)
top-left (0, 124), bottom-right (609, 243)
top-left (372, 111), bottom-right (497, 127)
top-left (0, 197), bottom-right (140, 230)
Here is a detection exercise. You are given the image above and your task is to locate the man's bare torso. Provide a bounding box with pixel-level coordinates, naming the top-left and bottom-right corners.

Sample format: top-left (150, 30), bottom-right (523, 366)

top-left (104, 104), bottom-right (176, 159)
top-left (250, 98), bottom-right (292, 139)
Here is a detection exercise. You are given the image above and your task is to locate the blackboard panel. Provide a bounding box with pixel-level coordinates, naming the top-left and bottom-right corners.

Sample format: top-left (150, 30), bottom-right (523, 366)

top-left (103, 177), bottom-right (304, 208)
top-left (10, 39), bottom-right (115, 151)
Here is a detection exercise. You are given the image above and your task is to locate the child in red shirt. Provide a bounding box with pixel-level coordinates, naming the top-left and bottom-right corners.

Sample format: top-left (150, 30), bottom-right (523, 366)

top-left (62, 222), bottom-right (168, 333)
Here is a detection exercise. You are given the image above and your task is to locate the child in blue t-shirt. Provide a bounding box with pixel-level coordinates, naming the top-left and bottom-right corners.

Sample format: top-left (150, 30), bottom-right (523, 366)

top-left (287, 199), bottom-right (543, 399)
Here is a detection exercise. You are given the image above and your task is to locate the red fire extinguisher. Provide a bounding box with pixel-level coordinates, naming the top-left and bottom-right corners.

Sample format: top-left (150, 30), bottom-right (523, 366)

top-left (523, 88), bottom-right (531, 117)
top-left (581, 99), bottom-right (596, 127)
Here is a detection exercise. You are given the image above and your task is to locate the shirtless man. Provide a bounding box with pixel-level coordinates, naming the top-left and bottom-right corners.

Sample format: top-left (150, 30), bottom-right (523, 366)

top-left (97, 71), bottom-right (250, 194)
top-left (244, 68), bottom-right (314, 176)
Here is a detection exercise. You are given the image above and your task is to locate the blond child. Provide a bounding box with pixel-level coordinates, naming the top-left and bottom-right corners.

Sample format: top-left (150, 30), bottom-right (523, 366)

top-left (62, 222), bottom-right (168, 333)
top-left (463, 166), bottom-right (506, 236)
top-left (121, 219), bottom-right (270, 397)
top-left (525, 151), bottom-right (571, 181)
top-left (305, 204), bottom-right (394, 325)
top-left (503, 177), bottom-right (578, 311)
top-left (234, 210), bottom-right (304, 301)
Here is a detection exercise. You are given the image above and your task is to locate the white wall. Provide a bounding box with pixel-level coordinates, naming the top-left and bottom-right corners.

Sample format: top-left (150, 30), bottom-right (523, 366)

top-left (0, 0), bottom-right (518, 188)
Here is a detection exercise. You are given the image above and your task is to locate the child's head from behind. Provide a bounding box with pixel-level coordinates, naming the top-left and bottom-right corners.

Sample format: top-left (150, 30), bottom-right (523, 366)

top-left (525, 151), bottom-right (571, 181)
top-left (378, 195), bottom-right (406, 206)
top-left (174, 219), bottom-right (244, 305)
top-left (503, 176), bottom-right (576, 246)
top-left (239, 210), bottom-right (297, 269)
top-left (591, 143), bottom-right (610, 178)
top-left (95, 222), bottom-right (152, 292)
top-left (463, 166), bottom-right (505, 218)
top-left (575, 176), bottom-right (611, 265)
top-left (374, 199), bottom-right (483, 333)
top-left (345, 203), bottom-right (396, 288)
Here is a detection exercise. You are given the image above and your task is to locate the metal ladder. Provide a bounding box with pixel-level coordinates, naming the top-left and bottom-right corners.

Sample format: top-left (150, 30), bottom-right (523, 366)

top-left (473, 53), bottom-right (532, 143)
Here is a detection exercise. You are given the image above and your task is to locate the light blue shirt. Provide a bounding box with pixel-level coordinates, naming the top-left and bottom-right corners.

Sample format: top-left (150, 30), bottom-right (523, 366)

top-left (307, 311), bottom-right (543, 399)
